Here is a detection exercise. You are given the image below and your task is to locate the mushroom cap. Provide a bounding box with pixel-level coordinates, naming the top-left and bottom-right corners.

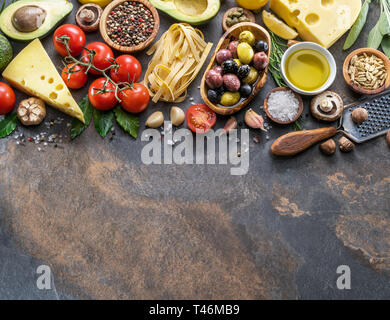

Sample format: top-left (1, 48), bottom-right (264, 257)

top-left (76, 3), bottom-right (103, 32)
top-left (310, 91), bottom-right (344, 122)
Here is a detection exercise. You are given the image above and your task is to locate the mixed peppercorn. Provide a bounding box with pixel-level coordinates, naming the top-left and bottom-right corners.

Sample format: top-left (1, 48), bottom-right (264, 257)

top-left (106, 1), bottom-right (155, 47)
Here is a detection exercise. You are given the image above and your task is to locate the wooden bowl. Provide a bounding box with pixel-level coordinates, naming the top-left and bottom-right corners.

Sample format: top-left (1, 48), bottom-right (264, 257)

top-left (343, 48), bottom-right (390, 95)
top-left (264, 87), bottom-right (303, 124)
top-left (99, 0), bottom-right (160, 53)
top-left (200, 22), bottom-right (271, 116)
top-left (222, 7), bottom-right (256, 32)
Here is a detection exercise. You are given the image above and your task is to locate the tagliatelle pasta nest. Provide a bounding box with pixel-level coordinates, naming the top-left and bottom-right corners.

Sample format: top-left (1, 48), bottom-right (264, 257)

top-left (143, 23), bottom-right (213, 103)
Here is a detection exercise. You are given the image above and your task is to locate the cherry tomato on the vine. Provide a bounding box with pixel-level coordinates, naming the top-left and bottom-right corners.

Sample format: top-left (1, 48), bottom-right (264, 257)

top-left (61, 64), bottom-right (88, 90)
top-left (186, 104), bottom-right (217, 133)
top-left (81, 42), bottom-right (114, 75)
top-left (88, 78), bottom-right (117, 111)
top-left (110, 55), bottom-right (142, 84)
top-left (0, 82), bottom-right (16, 115)
top-left (53, 24), bottom-right (86, 57)
top-left (119, 83), bottom-right (149, 114)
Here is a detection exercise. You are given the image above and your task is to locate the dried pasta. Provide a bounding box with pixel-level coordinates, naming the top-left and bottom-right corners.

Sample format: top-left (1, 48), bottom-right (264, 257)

top-left (143, 23), bottom-right (213, 103)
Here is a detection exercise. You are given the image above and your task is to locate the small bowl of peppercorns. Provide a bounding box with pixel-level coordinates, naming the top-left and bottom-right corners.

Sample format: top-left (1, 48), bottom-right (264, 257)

top-left (100, 0), bottom-right (160, 53)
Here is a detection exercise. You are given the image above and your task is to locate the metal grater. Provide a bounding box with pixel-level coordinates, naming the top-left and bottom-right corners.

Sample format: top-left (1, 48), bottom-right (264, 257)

top-left (341, 91), bottom-right (390, 143)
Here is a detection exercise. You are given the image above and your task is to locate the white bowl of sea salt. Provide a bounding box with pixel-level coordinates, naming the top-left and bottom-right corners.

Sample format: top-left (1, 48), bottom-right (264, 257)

top-left (264, 87), bottom-right (303, 124)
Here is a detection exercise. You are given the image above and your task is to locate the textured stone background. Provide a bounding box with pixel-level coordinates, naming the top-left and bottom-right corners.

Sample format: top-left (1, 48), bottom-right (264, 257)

top-left (0, 0), bottom-right (389, 299)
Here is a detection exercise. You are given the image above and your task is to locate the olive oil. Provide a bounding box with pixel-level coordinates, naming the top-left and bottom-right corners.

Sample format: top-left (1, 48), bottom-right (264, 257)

top-left (285, 49), bottom-right (330, 91)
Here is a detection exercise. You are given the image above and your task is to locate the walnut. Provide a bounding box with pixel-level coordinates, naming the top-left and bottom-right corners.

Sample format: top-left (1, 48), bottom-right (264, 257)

top-left (351, 107), bottom-right (368, 124)
top-left (17, 97), bottom-right (46, 126)
top-left (339, 136), bottom-right (354, 152)
top-left (320, 139), bottom-right (336, 155)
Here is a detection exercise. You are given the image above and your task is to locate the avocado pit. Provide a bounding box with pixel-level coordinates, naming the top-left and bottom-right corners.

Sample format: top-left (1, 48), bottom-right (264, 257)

top-left (12, 5), bottom-right (47, 32)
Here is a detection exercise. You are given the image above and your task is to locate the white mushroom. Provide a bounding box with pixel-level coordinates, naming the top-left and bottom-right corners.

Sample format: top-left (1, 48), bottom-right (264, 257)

top-left (311, 91), bottom-right (344, 122)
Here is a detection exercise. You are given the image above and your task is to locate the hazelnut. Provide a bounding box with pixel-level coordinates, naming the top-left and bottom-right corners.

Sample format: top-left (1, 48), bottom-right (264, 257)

top-left (386, 131), bottom-right (390, 148)
top-left (17, 97), bottom-right (46, 126)
top-left (339, 136), bottom-right (354, 152)
top-left (351, 107), bottom-right (368, 124)
top-left (320, 139), bottom-right (336, 155)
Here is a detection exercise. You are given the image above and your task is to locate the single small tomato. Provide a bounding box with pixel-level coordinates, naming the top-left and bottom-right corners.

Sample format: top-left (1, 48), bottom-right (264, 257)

top-left (119, 83), bottom-right (149, 114)
top-left (88, 78), bottom-right (117, 111)
top-left (61, 64), bottom-right (88, 89)
top-left (0, 82), bottom-right (16, 115)
top-left (186, 104), bottom-right (217, 133)
top-left (81, 42), bottom-right (114, 75)
top-left (110, 55), bottom-right (142, 84)
top-left (53, 24), bottom-right (86, 57)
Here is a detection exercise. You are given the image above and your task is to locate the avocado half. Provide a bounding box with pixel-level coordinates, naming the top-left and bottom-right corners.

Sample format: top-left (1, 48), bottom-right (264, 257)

top-left (150, 0), bottom-right (220, 25)
top-left (0, 0), bottom-right (73, 41)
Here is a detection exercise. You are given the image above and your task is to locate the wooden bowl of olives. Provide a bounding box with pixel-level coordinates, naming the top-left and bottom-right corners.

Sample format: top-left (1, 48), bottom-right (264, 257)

top-left (201, 22), bottom-right (271, 116)
top-left (222, 7), bottom-right (256, 32)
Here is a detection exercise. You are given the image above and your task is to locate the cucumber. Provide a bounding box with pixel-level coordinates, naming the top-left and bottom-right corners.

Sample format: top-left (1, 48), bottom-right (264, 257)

top-left (0, 34), bottom-right (12, 71)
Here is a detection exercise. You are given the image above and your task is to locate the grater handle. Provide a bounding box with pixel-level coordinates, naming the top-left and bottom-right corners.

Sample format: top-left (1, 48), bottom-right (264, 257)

top-left (271, 127), bottom-right (338, 156)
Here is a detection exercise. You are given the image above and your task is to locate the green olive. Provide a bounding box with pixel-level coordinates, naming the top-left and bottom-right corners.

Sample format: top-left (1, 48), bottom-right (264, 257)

top-left (237, 42), bottom-right (254, 65)
top-left (233, 59), bottom-right (242, 67)
top-left (221, 92), bottom-right (241, 106)
top-left (243, 67), bottom-right (259, 85)
top-left (239, 31), bottom-right (256, 46)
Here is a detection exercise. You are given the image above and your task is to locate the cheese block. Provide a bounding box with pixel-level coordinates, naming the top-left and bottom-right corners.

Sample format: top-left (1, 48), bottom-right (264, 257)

top-left (2, 39), bottom-right (85, 123)
top-left (270, 0), bottom-right (361, 48)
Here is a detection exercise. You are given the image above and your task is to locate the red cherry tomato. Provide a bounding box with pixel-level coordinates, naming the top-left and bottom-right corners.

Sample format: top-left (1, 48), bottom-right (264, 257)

top-left (119, 83), bottom-right (149, 114)
top-left (81, 42), bottom-right (114, 75)
top-left (110, 55), bottom-right (142, 84)
top-left (88, 78), bottom-right (117, 111)
top-left (61, 64), bottom-right (88, 89)
top-left (53, 24), bottom-right (86, 57)
top-left (186, 104), bottom-right (217, 133)
top-left (0, 82), bottom-right (16, 115)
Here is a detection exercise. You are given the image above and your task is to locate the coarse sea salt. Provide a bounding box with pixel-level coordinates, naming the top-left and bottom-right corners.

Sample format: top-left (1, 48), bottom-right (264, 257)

top-left (267, 90), bottom-right (299, 122)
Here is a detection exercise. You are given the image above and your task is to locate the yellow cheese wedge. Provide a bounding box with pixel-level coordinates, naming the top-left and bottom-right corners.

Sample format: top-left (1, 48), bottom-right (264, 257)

top-left (269, 0), bottom-right (361, 48)
top-left (2, 39), bottom-right (85, 123)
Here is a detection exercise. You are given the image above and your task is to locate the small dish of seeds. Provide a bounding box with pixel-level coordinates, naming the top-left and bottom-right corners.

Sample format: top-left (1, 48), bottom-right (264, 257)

top-left (222, 7), bottom-right (256, 32)
top-left (343, 48), bottom-right (390, 95)
top-left (100, 0), bottom-right (160, 53)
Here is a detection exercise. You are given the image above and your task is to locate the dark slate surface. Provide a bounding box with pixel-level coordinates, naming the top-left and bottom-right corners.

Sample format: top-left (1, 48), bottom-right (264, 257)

top-left (0, 0), bottom-right (389, 300)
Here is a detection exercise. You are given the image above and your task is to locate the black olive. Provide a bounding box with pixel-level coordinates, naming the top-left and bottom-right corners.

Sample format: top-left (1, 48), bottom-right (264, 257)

top-left (237, 65), bottom-right (250, 79)
top-left (240, 84), bottom-right (252, 97)
top-left (222, 59), bottom-right (239, 74)
top-left (207, 89), bottom-right (220, 104)
top-left (254, 40), bottom-right (269, 53)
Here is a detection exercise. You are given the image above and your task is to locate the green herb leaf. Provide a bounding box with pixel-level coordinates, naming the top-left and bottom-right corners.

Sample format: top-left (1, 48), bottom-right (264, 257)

top-left (379, 10), bottom-right (390, 35)
top-left (269, 31), bottom-right (287, 88)
top-left (382, 35), bottom-right (390, 57)
top-left (367, 19), bottom-right (384, 49)
top-left (343, 0), bottom-right (371, 50)
top-left (0, 113), bottom-right (18, 138)
top-left (93, 108), bottom-right (114, 138)
top-left (70, 95), bottom-right (93, 140)
top-left (114, 106), bottom-right (139, 139)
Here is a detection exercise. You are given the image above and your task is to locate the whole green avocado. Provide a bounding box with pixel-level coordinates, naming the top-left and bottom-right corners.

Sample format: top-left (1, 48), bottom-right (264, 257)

top-left (150, 0), bottom-right (220, 25)
top-left (0, 0), bottom-right (73, 41)
top-left (0, 34), bottom-right (12, 71)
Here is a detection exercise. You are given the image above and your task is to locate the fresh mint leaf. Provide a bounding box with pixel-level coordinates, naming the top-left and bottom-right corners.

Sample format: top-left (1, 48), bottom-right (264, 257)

top-left (0, 113), bottom-right (18, 138)
top-left (93, 108), bottom-right (114, 138)
top-left (70, 95), bottom-right (93, 140)
top-left (114, 106), bottom-right (139, 139)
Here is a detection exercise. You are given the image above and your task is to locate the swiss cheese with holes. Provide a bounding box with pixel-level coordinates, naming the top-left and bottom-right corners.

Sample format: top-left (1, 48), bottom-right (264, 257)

top-left (2, 39), bottom-right (85, 123)
top-left (270, 0), bottom-right (361, 48)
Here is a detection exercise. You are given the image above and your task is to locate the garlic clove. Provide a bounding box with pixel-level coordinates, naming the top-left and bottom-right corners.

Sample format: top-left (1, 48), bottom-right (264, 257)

top-left (244, 109), bottom-right (266, 131)
top-left (146, 112), bottom-right (164, 128)
top-left (223, 116), bottom-right (237, 134)
top-left (170, 106), bottom-right (185, 126)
